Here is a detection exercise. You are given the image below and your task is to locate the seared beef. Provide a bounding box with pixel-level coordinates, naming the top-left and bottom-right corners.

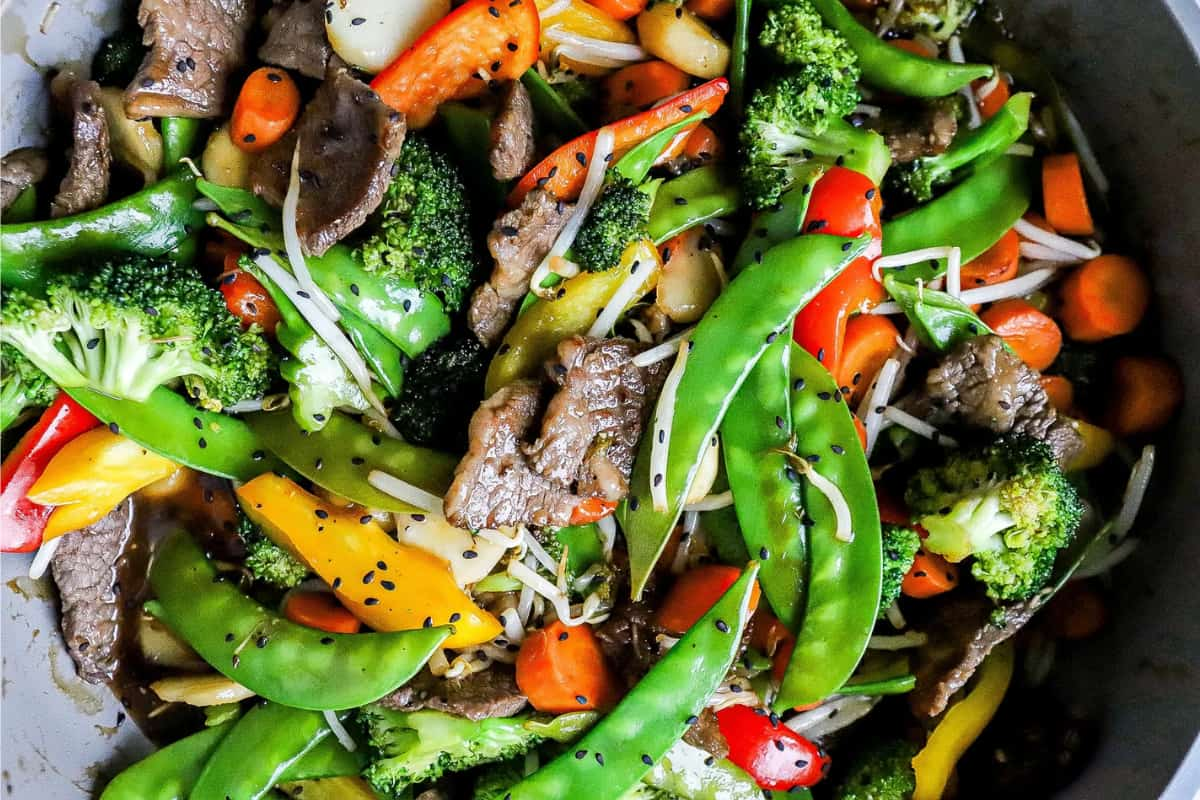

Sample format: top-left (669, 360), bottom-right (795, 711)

top-left (682, 708), bottom-right (730, 761)
top-left (869, 100), bottom-right (958, 163)
top-left (125, 0), bottom-right (254, 118)
top-left (468, 189), bottom-right (574, 347)
top-left (525, 337), bottom-right (666, 500)
top-left (258, 0), bottom-right (331, 79)
top-left (50, 500), bottom-right (135, 684)
top-left (904, 335), bottom-right (1083, 464)
top-left (1, 148), bottom-right (47, 212)
top-left (381, 666), bottom-right (528, 721)
top-left (51, 80), bottom-right (111, 218)
top-left (489, 80), bottom-right (536, 181)
top-left (251, 68), bottom-right (406, 255)
top-left (444, 380), bottom-right (580, 530)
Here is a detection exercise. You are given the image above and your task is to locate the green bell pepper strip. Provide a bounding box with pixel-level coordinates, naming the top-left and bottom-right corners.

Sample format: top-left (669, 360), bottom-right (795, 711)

top-left (881, 156), bottom-right (1035, 284)
top-left (243, 410), bottom-right (458, 511)
top-left (439, 101), bottom-right (508, 210)
top-left (339, 308), bottom-right (406, 399)
top-left (729, 0), bottom-right (753, 115)
top-left (4, 185), bottom-right (37, 223)
top-left (64, 387), bottom-right (284, 481)
top-left (808, 0), bottom-right (991, 96)
top-left (507, 563), bottom-right (760, 800)
top-left (619, 232), bottom-right (869, 599)
top-left (837, 673), bottom-right (917, 696)
top-left (161, 118), bottom-right (203, 168)
top-left (1, 170), bottom-right (203, 292)
top-left (882, 274), bottom-right (992, 354)
top-left (646, 165), bottom-right (741, 245)
top-left (729, 167), bottom-right (823, 274)
top-left (720, 336), bottom-right (807, 629)
top-left (100, 721), bottom-right (235, 800)
top-left (614, 111), bottom-right (710, 185)
top-left (146, 530), bottom-right (450, 710)
top-left (521, 68), bottom-right (589, 139)
top-left (775, 345), bottom-right (882, 711)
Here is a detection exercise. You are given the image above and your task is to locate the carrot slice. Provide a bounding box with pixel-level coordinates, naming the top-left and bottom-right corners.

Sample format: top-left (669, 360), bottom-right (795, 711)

top-left (603, 60), bottom-right (691, 119)
top-left (231, 67), bottom-right (301, 153)
top-left (656, 564), bottom-right (760, 634)
top-left (1042, 153), bottom-right (1094, 235)
top-left (837, 314), bottom-right (900, 406)
top-left (283, 591), bottom-right (362, 634)
top-left (516, 620), bottom-right (621, 713)
top-left (962, 228), bottom-right (1019, 288)
top-left (1106, 356), bottom-right (1183, 436)
top-left (686, 0), bottom-right (734, 20)
top-left (590, 0), bottom-right (648, 21)
top-left (1058, 255), bottom-right (1150, 342)
top-left (902, 549), bottom-right (959, 599)
top-left (1039, 375), bottom-right (1075, 412)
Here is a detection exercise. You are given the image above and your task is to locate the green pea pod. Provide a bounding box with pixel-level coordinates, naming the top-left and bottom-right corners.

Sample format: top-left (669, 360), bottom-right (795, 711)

top-left (508, 563), bottom-right (760, 800)
top-left (882, 274), bottom-right (992, 354)
top-left (619, 233), bottom-right (869, 599)
top-left (881, 156), bottom-right (1035, 284)
top-left (646, 165), bottom-right (741, 245)
top-left (147, 530), bottom-right (449, 710)
top-left (1, 170), bottom-right (203, 291)
top-left (837, 674), bottom-right (917, 696)
top-left (614, 111), bottom-right (710, 185)
top-left (439, 102), bottom-right (508, 210)
top-left (244, 410), bottom-right (458, 511)
top-left (808, 0), bottom-right (991, 96)
top-left (340, 309), bottom-right (406, 398)
top-left (100, 721), bottom-right (234, 800)
top-left (162, 118), bottom-right (203, 168)
top-left (729, 0), bottom-right (753, 115)
top-left (4, 185), bottom-right (37, 223)
top-left (730, 166), bottom-right (823, 274)
top-left (775, 346), bottom-right (881, 711)
top-left (521, 68), bottom-right (589, 139)
top-left (720, 336), bottom-right (807, 628)
top-left (65, 387), bottom-right (283, 481)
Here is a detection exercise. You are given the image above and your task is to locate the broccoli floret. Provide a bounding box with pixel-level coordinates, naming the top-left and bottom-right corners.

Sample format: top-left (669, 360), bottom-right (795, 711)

top-left (0, 257), bottom-right (272, 411)
top-left (832, 737), bottom-right (919, 800)
top-left (905, 436), bottom-right (1083, 602)
top-left (881, 0), bottom-right (981, 42)
top-left (1, 344), bottom-right (57, 432)
top-left (759, 1), bottom-right (858, 72)
top-left (879, 523), bottom-right (921, 617)
top-left (356, 134), bottom-right (479, 312)
top-left (238, 514), bottom-right (309, 589)
top-left (392, 332), bottom-right (488, 451)
top-left (572, 175), bottom-right (656, 273)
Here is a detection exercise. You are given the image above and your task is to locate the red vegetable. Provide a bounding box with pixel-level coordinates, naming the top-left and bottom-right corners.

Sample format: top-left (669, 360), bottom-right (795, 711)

top-left (1, 394), bottom-right (100, 552)
top-left (715, 704), bottom-right (831, 790)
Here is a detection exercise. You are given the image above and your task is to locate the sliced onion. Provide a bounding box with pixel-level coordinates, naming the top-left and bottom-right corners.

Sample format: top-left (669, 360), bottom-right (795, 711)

top-left (632, 327), bottom-right (694, 367)
top-left (588, 253), bottom-right (654, 338)
top-left (882, 406), bottom-right (958, 447)
top-left (1013, 218), bottom-right (1102, 261)
top-left (544, 26), bottom-right (648, 62)
top-left (682, 490), bottom-right (733, 512)
top-left (323, 710), bottom-right (358, 752)
top-left (650, 339), bottom-right (691, 512)
top-left (29, 536), bottom-right (62, 580)
top-left (367, 470), bottom-right (445, 515)
top-left (282, 141), bottom-right (340, 322)
top-left (793, 458), bottom-right (854, 542)
top-left (957, 267), bottom-right (1059, 305)
top-left (863, 358), bottom-right (901, 457)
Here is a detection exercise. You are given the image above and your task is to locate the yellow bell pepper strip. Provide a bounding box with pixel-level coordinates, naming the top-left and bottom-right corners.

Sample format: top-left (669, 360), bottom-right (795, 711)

top-left (911, 640), bottom-right (1015, 800)
top-left (485, 239), bottom-right (661, 395)
top-left (27, 427), bottom-right (179, 540)
top-left (236, 474), bottom-right (501, 648)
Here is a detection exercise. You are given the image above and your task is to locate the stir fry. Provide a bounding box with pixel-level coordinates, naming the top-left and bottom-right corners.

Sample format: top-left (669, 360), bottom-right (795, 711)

top-left (0, 0), bottom-right (1182, 798)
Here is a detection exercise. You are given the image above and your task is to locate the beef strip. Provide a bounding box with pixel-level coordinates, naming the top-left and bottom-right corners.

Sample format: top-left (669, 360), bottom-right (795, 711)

top-left (125, 0), bottom-right (254, 118)
top-left (468, 189), bottom-right (574, 347)
top-left (489, 80), bottom-right (536, 181)
top-left (258, 0), bottom-right (332, 80)
top-left (380, 665), bottom-right (528, 721)
top-left (525, 337), bottom-right (666, 500)
top-left (50, 500), bottom-right (136, 684)
top-left (1, 148), bottom-right (47, 212)
top-left (903, 335), bottom-right (1083, 464)
top-left (444, 380), bottom-right (581, 530)
top-left (51, 80), bottom-right (111, 219)
top-left (868, 100), bottom-right (958, 163)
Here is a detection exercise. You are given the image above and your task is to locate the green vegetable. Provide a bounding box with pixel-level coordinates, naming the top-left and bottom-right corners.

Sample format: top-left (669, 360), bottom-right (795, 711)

top-left (238, 513), bottom-right (309, 589)
top-left (882, 273), bottom-right (992, 354)
top-left (759, 1), bottom-right (858, 71)
top-left (573, 175), bottom-right (657, 273)
top-left (646, 165), bottom-right (741, 246)
top-left (906, 436), bottom-right (1084, 601)
top-left (1, 256), bottom-right (273, 410)
top-left (879, 523), bottom-right (921, 617)
top-left (91, 27), bottom-right (145, 86)
top-left (0, 343), bottom-right (56, 433)
top-left (507, 565), bottom-right (760, 800)
top-left (392, 332), bottom-right (489, 452)
top-left (99, 721), bottom-right (234, 800)
top-left (619, 233), bottom-right (868, 599)
top-left (522, 68), bottom-right (589, 138)
top-left (161, 118), bottom-right (202, 168)
top-left (831, 737), bottom-right (919, 800)
top-left (146, 530), bottom-right (449, 710)
top-left (356, 133), bottom-right (480, 312)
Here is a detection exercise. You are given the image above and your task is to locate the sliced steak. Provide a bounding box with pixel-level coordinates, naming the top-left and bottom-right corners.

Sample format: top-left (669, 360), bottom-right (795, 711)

top-left (525, 336), bottom-right (666, 500)
top-left (904, 335), bottom-right (1083, 464)
top-left (258, 0), bottom-right (332, 80)
top-left (682, 708), bottom-right (730, 761)
top-left (489, 80), bottom-right (536, 181)
top-left (444, 380), bottom-right (580, 530)
top-left (50, 500), bottom-right (136, 684)
top-left (869, 100), bottom-right (958, 163)
top-left (1, 147), bottom-right (48, 212)
top-left (51, 80), bottom-right (111, 218)
top-left (468, 189), bottom-right (574, 347)
top-left (125, 0), bottom-right (254, 118)
top-left (381, 666), bottom-right (528, 721)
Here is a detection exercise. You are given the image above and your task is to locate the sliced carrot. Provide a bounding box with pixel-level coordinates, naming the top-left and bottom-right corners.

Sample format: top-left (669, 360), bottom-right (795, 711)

top-left (980, 298), bottom-right (1063, 371)
top-left (231, 67), bottom-right (301, 154)
top-left (682, 122), bottom-right (722, 162)
top-left (686, 0), bottom-right (734, 20)
top-left (837, 314), bottom-right (900, 406)
top-left (902, 548), bottom-right (958, 598)
top-left (1042, 153), bottom-right (1094, 236)
top-left (591, 0), bottom-right (648, 21)
top-left (1106, 356), bottom-right (1183, 436)
top-left (963, 228), bottom-right (1020, 289)
top-left (1045, 581), bottom-right (1107, 640)
top-left (1039, 375), bottom-right (1074, 412)
top-left (516, 620), bottom-right (621, 713)
top-left (657, 564), bottom-right (760, 634)
top-left (283, 591), bottom-right (362, 634)
top-left (889, 38), bottom-right (938, 58)
top-left (1058, 255), bottom-right (1150, 342)
top-left (603, 60), bottom-right (691, 119)
top-left (973, 75), bottom-right (1011, 120)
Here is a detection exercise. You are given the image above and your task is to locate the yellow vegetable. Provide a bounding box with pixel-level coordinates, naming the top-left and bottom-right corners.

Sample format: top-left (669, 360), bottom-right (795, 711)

top-left (538, 0), bottom-right (637, 76)
top-left (637, 3), bottom-right (730, 79)
top-left (98, 87), bottom-right (162, 185)
top-left (486, 239), bottom-right (662, 395)
top-left (150, 674), bottom-right (256, 706)
top-left (237, 474), bottom-right (501, 648)
top-left (1063, 418), bottom-right (1115, 472)
top-left (201, 124), bottom-right (253, 189)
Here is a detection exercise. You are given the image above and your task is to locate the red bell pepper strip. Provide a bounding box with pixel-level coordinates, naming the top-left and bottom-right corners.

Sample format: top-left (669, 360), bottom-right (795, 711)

top-left (509, 78), bottom-right (730, 206)
top-left (1, 393), bottom-right (100, 552)
top-left (715, 703), bottom-right (831, 791)
top-left (371, 0), bottom-right (541, 129)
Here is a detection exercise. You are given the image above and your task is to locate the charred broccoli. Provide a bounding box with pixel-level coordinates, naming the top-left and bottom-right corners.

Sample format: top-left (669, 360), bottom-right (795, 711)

top-left (832, 737), bottom-right (919, 800)
top-left (879, 523), bottom-right (921, 617)
top-left (1, 344), bottom-right (56, 432)
top-left (572, 175), bottom-right (657, 273)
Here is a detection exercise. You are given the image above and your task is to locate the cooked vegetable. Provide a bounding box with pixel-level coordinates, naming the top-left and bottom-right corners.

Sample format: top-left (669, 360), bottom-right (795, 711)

top-left (573, 175), bottom-right (657, 273)
top-left (979, 298), bottom-right (1063, 371)
top-left (637, 3), bottom-right (731, 80)
top-left (238, 512), bottom-right (310, 589)
top-left (231, 67), bottom-right (301, 153)
top-left (1058, 255), bottom-right (1150, 342)
top-left (1106, 355), bottom-right (1184, 436)
top-left (879, 523), bottom-right (921, 616)
top-left (0, 344), bottom-right (56, 433)
top-left (326, 0), bottom-right (449, 73)
top-left (716, 703), bottom-right (829, 791)
top-left (516, 620), bottom-right (622, 713)
top-left (831, 737), bottom-right (919, 800)
top-left (1042, 153), bottom-right (1095, 236)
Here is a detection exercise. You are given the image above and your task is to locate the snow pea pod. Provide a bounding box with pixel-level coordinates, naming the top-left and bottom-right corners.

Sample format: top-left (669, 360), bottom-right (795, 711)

top-left (882, 274), bottom-right (991, 354)
top-left (646, 165), bottom-right (741, 245)
top-left (64, 387), bottom-right (284, 481)
top-left (508, 563), bottom-right (760, 800)
top-left (619, 232), bottom-right (868, 598)
top-left (146, 530), bottom-right (449, 710)
top-left (775, 345), bottom-right (881, 711)
top-left (100, 721), bottom-right (234, 800)
top-left (720, 336), bottom-right (807, 629)
top-left (808, 0), bottom-right (991, 96)
top-left (244, 410), bottom-right (457, 511)
top-left (729, 167), bottom-right (823, 274)
top-left (521, 68), bottom-right (588, 139)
